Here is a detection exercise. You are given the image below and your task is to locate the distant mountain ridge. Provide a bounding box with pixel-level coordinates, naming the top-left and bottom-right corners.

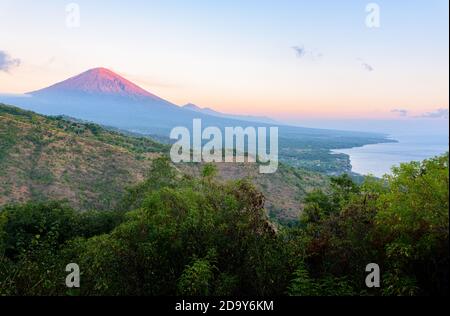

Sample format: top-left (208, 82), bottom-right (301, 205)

top-left (182, 103), bottom-right (280, 125)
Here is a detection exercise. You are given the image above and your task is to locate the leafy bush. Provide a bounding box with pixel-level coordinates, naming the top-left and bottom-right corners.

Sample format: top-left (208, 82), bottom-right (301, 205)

top-left (0, 154), bottom-right (448, 296)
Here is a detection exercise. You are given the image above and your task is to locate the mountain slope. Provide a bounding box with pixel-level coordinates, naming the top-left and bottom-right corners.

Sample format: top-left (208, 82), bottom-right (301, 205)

top-left (29, 67), bottom-right (164, 101)
top-left (0, 103), bottom-right (166, 210)
top-left (0, 103), bottom-right (328, 222)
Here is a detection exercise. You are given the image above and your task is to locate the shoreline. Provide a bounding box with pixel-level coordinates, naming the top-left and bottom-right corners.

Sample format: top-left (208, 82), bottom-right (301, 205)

top-left (332, 134), bottom-right (449, 178)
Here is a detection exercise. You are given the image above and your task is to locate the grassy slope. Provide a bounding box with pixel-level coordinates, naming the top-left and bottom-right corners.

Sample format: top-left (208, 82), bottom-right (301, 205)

top-left (0, 103), bottom-right (328, 222)
top-left (0, 104), bottom-right (166, 210)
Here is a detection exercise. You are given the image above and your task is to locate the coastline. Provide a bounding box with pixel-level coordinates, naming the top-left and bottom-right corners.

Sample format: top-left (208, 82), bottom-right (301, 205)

top-left (332, 133), bottom-right (449, 178)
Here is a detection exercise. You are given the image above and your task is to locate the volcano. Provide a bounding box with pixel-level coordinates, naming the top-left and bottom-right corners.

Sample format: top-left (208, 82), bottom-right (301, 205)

top-left (29, 67), bottom-right (165, 101)
top-left (0, 67), bottom-right (388, 147)
top-left (0, 67), bottom-right (200, 135)
top-left (0, 67), bottom-right (267, 136)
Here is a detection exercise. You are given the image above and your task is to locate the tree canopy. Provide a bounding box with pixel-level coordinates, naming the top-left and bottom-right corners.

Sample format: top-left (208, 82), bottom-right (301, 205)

top-left (1, 154), bottom-right (448, 296)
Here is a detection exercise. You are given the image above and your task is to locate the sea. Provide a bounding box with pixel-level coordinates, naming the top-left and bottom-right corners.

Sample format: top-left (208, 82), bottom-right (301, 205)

top-left (292, 118), bottom-right (449, 178)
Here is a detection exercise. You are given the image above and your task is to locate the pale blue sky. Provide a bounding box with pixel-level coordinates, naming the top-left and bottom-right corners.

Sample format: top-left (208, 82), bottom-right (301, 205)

top-left (0, 0), bottom-right (448, 119)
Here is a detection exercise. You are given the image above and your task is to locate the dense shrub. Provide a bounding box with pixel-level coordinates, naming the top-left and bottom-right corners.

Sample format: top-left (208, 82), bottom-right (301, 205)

top-left (0, 155), bottom-right (448, 296)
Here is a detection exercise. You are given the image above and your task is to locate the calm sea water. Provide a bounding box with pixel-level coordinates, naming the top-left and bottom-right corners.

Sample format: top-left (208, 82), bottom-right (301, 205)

top-left (290, 118), bottom-right (449, 178)
top-left (333, 134), bottom-right (448, 177)
top-left (331, 121), bottom-right (449, 177)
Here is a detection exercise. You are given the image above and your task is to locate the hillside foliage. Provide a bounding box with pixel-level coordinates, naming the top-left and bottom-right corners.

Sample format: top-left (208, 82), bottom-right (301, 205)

top-left (0, 154), bottom-right (448, 296)
top-left (0, 103), bottom-right (328, 223)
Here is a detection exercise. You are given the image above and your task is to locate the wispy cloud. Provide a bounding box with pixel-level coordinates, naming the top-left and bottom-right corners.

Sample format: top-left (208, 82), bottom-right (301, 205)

top-left (391, 109), bottom-right (409, 117)
top-left (391, 108), bottom-right (449, 119)
top-left (357, 58), bottom-right (374, 72)
top-left (418, 108), bottom-right (449, 119)
top-left (46, 56), bottom-right (57, 65)
top-left (292, 45), bottom-right (323, 61)
top-left (292, 46), bottom-right (306, 58)
top-left (361, 62), bottom-right (374, 72)
top-left (0, 50), bottom-right (21, 72)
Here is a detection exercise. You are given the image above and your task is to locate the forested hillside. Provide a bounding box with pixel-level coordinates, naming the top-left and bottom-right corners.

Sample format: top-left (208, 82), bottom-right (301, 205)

top-left (0, 104), bottom-right (165, 210)
top-left (0, 154), bottom-right (448, 295)
top-left (0, 103), bottom-right (328, 223)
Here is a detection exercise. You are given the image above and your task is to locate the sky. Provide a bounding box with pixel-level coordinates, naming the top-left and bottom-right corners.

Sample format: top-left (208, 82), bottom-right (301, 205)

top-left (0, 0), bottom-right (448, 120)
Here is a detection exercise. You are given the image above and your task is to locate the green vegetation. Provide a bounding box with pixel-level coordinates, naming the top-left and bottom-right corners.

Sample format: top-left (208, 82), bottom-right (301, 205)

top-left (1, 154), bottom-right (448, 296)
top-left (289, 154), bottom-right (449, 296)
top-left (0, 103), bottom-right (329, 222)
top-left (1, 103), bottom-right (447, 295)
top-left (0, 104), bottom-right (169, 154)
top-left (180, 161), bottom-right (329, 224)
top-left (0, 103), bottom-right (167, 211)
